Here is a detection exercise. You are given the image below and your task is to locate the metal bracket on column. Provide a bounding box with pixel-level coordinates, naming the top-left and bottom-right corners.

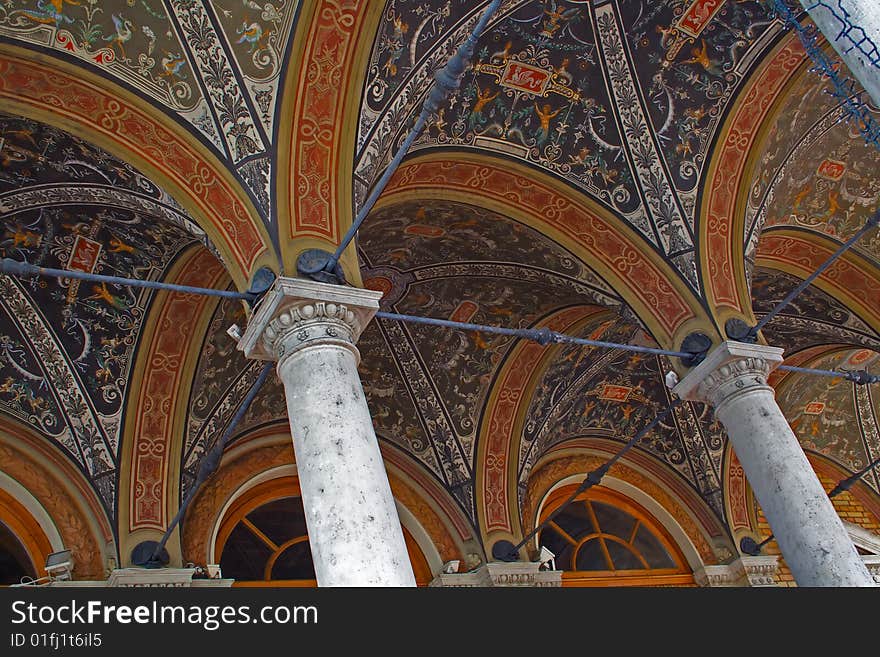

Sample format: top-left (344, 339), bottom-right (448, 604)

top-left (679, 332), bottom-right (712, 368)
top-left (131, 540), bottom-right (170, 569)
top-left (845, 369), bottom-right (880, 385)
top-left (739, 536), bottom-right (762, 556)
top-left (246, 266), bottom-right (276, 308)
top-left (725, 318), bottom-right (758, 344)
top-left (491, 539), bottom-right (519, 562)
top-left (296, 249), bottom-right (347, 285)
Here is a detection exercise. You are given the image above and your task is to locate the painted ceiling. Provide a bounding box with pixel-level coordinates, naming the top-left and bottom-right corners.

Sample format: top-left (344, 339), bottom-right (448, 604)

top-left (358, 0), bottom-right (781, 293)
top-left (745, 63), bottom-right (880, 271)
top-left (0, 0), bottom-right (301, 224)
top-left (0, 113), bottom-right (204, 513)
top-left (0, 0), bottom-right (879, 556)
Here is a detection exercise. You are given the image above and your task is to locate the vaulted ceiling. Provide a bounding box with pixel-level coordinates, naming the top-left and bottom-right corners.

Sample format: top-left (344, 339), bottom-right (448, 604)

top-left (1, 0), bottom-right (879, 570)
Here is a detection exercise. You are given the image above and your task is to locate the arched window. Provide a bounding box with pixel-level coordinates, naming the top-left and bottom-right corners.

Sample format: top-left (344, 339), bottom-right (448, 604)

top-left (537, 485), bottom-right (693, 586)
top-left (0, 521), bottom-right (35, 586)
top-left (214, 477), bottom-right (433, 586)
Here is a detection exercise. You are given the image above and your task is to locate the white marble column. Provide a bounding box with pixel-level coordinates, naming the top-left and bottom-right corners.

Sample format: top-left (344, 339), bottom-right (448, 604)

top-left (801, 0), bottom-right (880, 108)
top-left (238, 278), bottom-right (416, 587)
top-left (674, 341), bottom-right (874, 587)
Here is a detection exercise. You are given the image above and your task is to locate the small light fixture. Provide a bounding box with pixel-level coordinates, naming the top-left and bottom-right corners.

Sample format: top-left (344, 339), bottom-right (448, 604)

top-left (441, 559), bottom-right (460, 574)
top-left (44, 549), bottom-right (73, 581)
top-left (538, 546), bottom-right (556, 571)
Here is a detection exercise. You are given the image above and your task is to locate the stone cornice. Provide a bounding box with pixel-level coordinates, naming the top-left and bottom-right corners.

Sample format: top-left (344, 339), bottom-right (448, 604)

top-left (694, 555), bottom-right (780, 587)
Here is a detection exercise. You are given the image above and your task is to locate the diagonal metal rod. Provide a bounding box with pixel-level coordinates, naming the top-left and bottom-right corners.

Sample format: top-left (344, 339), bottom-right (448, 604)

top-left (777, 364), bottom-right (880, 385)
top-left (748, 451), bottom-right (880, 554)
top-left (495, 400), bottom-right (684, 562)
top-left (750, 210), bottom-right (880, 339)
top-left (147, 362), bottom-right (274, 565)
top-left (376, 311), bottom-right (694, 359)
top-left (331, 0), bottom-right (503, 265)
top-left (0, 258), bottom-right (255, 301)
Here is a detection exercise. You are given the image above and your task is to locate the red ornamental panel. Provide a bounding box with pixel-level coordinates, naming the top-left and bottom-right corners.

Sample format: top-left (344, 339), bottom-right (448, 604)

top-left (501, 61), bottom-right (551, 95)
top-left (817, 159), bottom-right (846, 181)
top-left (678, 0), bottom-right (726, 37)
top-left (67, 235), bottom-right (102, 273)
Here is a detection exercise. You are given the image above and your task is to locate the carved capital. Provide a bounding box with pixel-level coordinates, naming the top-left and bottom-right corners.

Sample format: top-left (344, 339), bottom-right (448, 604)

top-left (238, 278), bottom-right (382, 362)
top-left (674, 341), bottom-right (784, 408)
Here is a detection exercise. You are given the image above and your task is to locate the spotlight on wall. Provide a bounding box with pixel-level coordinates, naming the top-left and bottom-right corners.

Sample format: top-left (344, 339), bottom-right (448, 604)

top-left (226, 324), bottom-right (242, 342)
top-left (537, 546), bottom-right (556, 571)
top-left (441, 559), bottom-right (460, 574)
top-left (44, 549), bottom-right (74, 581)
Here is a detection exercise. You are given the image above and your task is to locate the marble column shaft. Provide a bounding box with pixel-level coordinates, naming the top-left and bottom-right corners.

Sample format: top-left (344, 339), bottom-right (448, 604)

top-left (239, 278), bottom-right (416, 586)
top-left (675, 341), bottom-right (874, 586)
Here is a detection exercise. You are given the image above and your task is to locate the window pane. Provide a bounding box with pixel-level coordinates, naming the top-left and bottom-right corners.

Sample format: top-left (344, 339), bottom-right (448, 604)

top-left (575, 538), bottom-right (609, 571)
top-left (220, 523), bottom-right (273, 580)
top-left (0, 522), bottom-right (35, 585)
top-left (538, 526), bottom-right (574, 569)
top-left (633, 525), bottom-right (676, 569)
top-left (246, 497), bottom-right (308, 546)
top-left (271, 542), bottom-right (316, 580)
top-left (553, 502), bottom-right (594, 540)
top-left (591, 501), bottom-right (635, 540)
top-left (606, 540), bottom-right (645, 570)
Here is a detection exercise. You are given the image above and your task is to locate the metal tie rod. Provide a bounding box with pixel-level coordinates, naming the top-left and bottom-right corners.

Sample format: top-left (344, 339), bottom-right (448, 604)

top-left (138, 361), bottom-right (274, 567)
top-left (329, 0), bottom-right (503, 265)
top-left (748, 209), bottom-right (880, 340)
top-left (0, 258), bottom-right (255, 301)
top-left (376, 311), bottom-right (693, 359)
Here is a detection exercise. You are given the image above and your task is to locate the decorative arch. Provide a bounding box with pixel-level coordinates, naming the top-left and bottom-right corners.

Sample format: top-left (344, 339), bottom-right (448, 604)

top-left (0, 486), bottom-right (53, 580)
top-left (0, 44), bottom-right (276, 290)
top-left (182, 427), bottom-right (466, 582)
top-left (522, 446), bottom-right (729, 568)
top-left (275, 0), bottom-right (383, 284)
top-left (0, 416), bottom-right (111, 579)
top-left (476, 304), bottom-right (610, 545)
top-left (117, 245), bottom-right (228, 565)
top-left (699, 30), bottom-right (807, 327)
top-left (377, 150), bottom-right (711, 351)
top-left (755, 230), bottom-right (880, 334)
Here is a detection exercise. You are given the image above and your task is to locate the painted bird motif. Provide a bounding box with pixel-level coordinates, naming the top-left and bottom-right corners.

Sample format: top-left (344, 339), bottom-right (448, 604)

top-left (12, 0), bottom-right (79, 28)
top-left (104, 14), bottom-right (134, 60)
top-left (160, 52), bottom-right (187, 79)
top-left (236, 21), bottom-right (264, 53)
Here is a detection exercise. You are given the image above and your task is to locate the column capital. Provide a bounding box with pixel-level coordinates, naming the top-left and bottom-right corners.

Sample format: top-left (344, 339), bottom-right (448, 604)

top-left (238, 277), bottom-right (382, 362)
top-left (673, 341), bottom-right (784, 407)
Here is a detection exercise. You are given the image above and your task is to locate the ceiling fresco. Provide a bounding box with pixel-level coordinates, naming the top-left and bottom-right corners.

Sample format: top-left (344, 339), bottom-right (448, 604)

top-left (357, 0), bottom-right (785, 293)
top-left (183, 199), bottom-right (623, 524)
top-left (745, 67), bottom-right (880, 273)
top-left (0, 0), bottom-right (303, 221)
top-left (750, 267), bottom-right (880, 354)
top-left (518, 312), bottom-right (727, 518)
top-left (776, 348), bottom-right (880, 493)
top-left (0, 114), bottom-right (204, 514)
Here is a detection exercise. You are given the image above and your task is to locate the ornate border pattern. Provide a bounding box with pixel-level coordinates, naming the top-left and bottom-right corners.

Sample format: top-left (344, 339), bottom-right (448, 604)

top-left (129, 248), bottom-right (225, 531)
top-left (0, 51), bottom-right (269, 283)
top-left (703, 36), bottom-right (805, 314)
top-left (383, 157), bottom-right (696, 340)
